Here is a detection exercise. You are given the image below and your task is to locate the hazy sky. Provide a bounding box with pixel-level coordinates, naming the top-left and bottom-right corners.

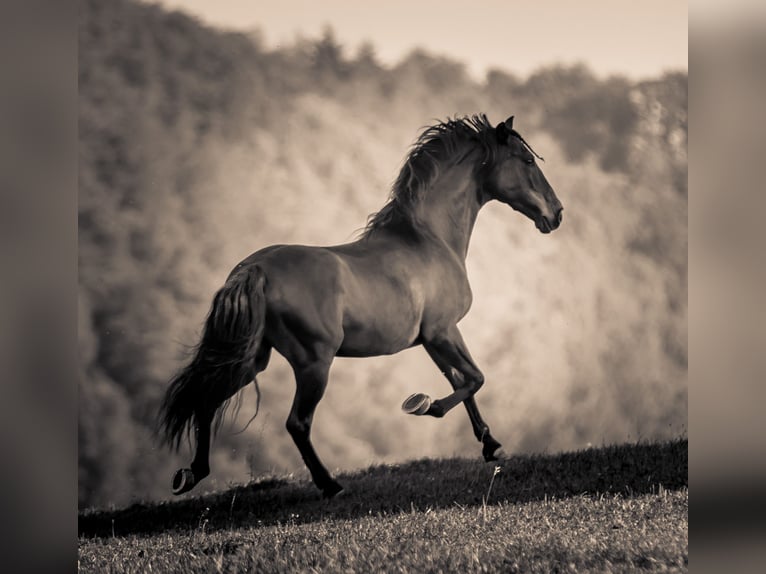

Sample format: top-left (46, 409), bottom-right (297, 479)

top-left (149, 0), bottom-right (687, 80)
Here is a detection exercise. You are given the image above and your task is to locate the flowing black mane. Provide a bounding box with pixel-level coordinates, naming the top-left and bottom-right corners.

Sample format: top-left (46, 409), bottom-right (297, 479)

top-left (362, 114), bottom-right (496, 238)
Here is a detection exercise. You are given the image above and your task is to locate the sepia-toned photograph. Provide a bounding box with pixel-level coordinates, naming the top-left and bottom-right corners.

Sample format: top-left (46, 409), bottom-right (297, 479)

top-left (77, 0), bottom-right (688, 571)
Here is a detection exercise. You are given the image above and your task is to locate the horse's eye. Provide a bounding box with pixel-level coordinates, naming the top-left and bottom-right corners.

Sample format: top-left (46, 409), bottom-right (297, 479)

top-left (524, 158), bottom-right (534, 165)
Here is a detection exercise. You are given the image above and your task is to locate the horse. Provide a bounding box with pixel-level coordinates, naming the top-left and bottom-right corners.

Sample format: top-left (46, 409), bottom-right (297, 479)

top-left (158, 114), bottom-right (563, 498)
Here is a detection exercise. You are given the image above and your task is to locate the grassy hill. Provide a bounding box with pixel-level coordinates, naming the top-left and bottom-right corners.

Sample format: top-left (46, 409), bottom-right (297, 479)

top-left (78, 439), bottom-right (687, 572)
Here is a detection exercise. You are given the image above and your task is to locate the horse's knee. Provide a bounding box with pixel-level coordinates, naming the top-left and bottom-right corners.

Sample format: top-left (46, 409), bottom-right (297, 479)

top-left (451, 368), bottom-right (484, 392)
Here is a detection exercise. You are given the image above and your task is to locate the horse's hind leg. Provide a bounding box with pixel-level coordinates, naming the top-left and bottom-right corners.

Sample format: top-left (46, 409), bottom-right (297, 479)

top-left (286, 360), bottom-right (343, 498)
top-left (173, 346), bottom-right (272, 495)
top-left (172, 409), bottom-right (214, 495)
top-left (172, 401), bottom-right (230, 495)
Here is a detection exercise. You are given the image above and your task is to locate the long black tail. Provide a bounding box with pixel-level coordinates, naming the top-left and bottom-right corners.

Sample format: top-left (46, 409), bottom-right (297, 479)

top-left (157, 266), bottom-right (266, 451)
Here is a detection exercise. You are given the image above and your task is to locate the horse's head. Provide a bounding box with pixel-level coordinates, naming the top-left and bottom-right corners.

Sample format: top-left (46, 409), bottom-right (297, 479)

top-left (483, 116), bottom-right (563, 234)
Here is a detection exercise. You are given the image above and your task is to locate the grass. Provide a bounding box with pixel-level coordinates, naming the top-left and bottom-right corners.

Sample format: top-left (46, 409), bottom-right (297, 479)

top-left (79, 438), bottom-right (687, 572)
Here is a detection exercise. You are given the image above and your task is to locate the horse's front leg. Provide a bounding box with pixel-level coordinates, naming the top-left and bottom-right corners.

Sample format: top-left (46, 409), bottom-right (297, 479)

top-left (464, 397), bottom-right (503, 461)
top-left (402, 325), bottom-right (503, 460)
top-left (407, 325), bottom-right (483, 416)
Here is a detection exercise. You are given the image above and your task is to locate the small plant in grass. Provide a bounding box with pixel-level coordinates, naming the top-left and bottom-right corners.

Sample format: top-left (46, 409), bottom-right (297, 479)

top-left (229, 492), bottom-right (237, 526)
top-left (480, 465), bottom-right (502, 525)
top-left (197, 506), bottom-right (210, 536)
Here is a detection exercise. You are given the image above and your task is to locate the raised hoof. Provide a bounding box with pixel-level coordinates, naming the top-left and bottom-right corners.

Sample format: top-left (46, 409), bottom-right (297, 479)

top-left (322, 482), bottom-right (344, 499)
top-left (402, 393), bottom-right (432, 416)
top-left (171, 468), bottom-right (197, 495)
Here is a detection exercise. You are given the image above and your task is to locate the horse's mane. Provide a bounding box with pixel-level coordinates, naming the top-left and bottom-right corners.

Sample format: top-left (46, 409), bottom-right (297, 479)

top-left (361, 114), bottom-right (496, 238)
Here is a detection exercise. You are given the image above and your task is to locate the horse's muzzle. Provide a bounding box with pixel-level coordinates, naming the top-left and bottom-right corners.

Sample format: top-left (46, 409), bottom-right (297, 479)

top-left (539, 208), bottom-right (563, 233)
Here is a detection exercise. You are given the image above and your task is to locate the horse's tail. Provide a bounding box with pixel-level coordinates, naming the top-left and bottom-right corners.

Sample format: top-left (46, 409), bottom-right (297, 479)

top-left (157, 266), bottom-right (267, 451)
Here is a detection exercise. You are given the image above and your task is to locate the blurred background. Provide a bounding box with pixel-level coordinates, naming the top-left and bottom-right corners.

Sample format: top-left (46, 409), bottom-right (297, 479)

top-left (78, 0), bottom-right (688, 509)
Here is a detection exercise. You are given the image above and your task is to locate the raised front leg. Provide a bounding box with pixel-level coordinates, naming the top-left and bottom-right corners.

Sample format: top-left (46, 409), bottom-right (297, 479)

top-left (402, 325), bottom-right (502, 461)
top-left (408, 326), bottom-right (484, 417)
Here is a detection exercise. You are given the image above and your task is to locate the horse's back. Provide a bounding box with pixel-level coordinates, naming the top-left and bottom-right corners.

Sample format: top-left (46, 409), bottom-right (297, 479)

top-left (246, 243), bottom-right (347, 320)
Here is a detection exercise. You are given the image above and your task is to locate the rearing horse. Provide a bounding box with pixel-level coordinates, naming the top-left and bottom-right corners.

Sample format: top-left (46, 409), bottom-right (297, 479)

top-left (158, 114), bottom-right (563, 498)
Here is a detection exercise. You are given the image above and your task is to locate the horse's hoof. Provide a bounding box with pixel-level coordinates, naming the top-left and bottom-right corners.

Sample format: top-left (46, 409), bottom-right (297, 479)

top-left (172, 468), bottom-right (197, 495)
top-left (402, 393), bottom-right (432, 416)
top-left (322, 482), bottom-right (344, 499)
top-left (483, 448), bottom-right (507, 462)
top-left (483, 441), bottom-right (505, 462)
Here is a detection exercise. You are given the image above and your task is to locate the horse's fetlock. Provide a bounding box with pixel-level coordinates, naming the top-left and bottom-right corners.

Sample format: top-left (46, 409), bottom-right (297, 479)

top-left (190, 463), bottom-right (210, 479)
top-left (427, 401), bottom-right (446, 418)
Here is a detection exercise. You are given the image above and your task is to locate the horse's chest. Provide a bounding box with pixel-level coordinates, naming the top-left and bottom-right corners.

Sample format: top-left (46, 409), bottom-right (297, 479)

top-left (434, 263), bottom-right (472, 311)
top-left (419, 267), bottom-right (472, 333)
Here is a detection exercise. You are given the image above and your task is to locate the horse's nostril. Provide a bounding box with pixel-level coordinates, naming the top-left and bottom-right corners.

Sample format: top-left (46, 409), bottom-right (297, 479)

top-left (556, 208), bottom-right (564, 225)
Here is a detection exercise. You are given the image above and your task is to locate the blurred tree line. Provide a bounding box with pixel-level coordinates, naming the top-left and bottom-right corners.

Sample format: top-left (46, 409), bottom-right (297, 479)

top-left (79, 0), bottom-right (687, 509)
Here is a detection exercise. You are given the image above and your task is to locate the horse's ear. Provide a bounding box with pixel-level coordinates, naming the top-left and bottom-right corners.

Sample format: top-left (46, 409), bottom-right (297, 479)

top-left (496, 116), bottom-right (515, 144)
top-left (495, 121), bottom-right (509, 144)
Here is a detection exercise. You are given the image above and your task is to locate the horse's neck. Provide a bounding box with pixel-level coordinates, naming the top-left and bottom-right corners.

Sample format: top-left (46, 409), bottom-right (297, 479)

top-left (416, 162), bottom-right (483, 261)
